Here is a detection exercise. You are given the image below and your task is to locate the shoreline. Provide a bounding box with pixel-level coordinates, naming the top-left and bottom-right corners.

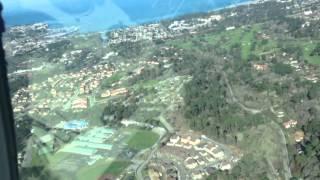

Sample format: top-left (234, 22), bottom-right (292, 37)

top-left (103, 0), bottom-right (260, 31)
top-left (8, 0), bottom-right (261, 34)
top-left (93, 0), bottom-right (261, 35)
top-left (214, 0), bottom-right (260, 12)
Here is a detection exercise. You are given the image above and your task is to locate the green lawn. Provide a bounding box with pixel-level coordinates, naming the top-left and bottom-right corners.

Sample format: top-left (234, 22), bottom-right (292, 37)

top-left (254, 38), bottom-right (279, 56)
top-left (204, 25), bottom-right (259, 61)
top-left (202, 28), bottom-right (243, 50)
top-left (101, 71), bottom-right (126, 89)
top-left (205, 33), bottom-right (220, 45)
top-left (235, 122), bottom-right (290, 179)
top-left (31, 148), bottom-right (49, 166)
top-left (71, 34), bottom-right (102, 49)
top-left (240, 25), bottom-right (260, 61)
top-left (76, 160), bottom-right (131, 180)
top-left (166, 24), bottom-right (278, 62)
top-left (47, 152), bottom-right (70, 165)
top-left (133, 79), bottom-right (159, 89)
top-left (103, 160), bottom-right (131, 176)
top-left (282, 41), bottom-right (320, 65)
top-left (241, 31), bottom-right (253, 61)
top-left (31, 63), bottom-right (64, 84)
top-left (76, 159), bottom-right (111, 180)
top-left (127, 130), bottom-right (159, 150)
top-left (166, 38), bottom-right (193, 49)
top-left (303, 43), bottom-right (320, 65)
top-left (224, 28), bottom-right (244, 49)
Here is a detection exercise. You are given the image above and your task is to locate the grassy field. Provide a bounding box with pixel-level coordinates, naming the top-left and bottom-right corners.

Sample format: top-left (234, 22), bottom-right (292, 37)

top-left (70, 34), bottom-right (103, 49)
top-left (236, 122), bottom-right (290, 179)
top-left (254, 38), bottom-right (278, 56)
top-left (48, 144), bottom-right (132, 179)
top-left (126, 130), bottom-right (159, 150)
top-left (141, 79), bottom-right (159, 88)
top-left (43, 128), bottom-right (137, 180)
top-left (241, 29), bottom-right (255, 61)
top-left (302, 42), bottom-right (320, 65)
top-left (282, 40), bottom-right (320, 65)
top-left (223, 24), bottom-right (261, 61)
top-left (76, 159), bottom-right (112, 180)
top-left (101, 71), bottom-right (126, 89)
top-left (167, 38), bottom-right (194, 50)
top-left (38, 127), bottom-right (156, 180)
top-left (31, 62), bottom-right (64, 84)
top-left (76, 159), bottom-right (130, 180)
top-left (47, 152), bottom-right (71, 165)
top-left (102, 160), bottom-right (131, 176)
top-left (166, 24), bottom-right (266, 61)
top-left (221, 28), bottom-right (243, 49)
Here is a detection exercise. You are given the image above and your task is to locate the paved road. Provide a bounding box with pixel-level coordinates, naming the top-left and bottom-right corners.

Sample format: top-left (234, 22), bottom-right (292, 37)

top-left (142, 106), bottom-right (174, 134)
top-left (135, 146), bottom-right (158, 180)
top-left (159, 114), bottom-right (175, 133)
top-left (157, 154), bottom-right (189, 180)
top-left (135, 131), bottom-right (171, 180)
top-left (135, 135), bottom-right (170, 180)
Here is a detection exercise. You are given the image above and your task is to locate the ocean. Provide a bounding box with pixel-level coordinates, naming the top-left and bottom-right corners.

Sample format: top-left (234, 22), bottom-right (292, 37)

top-left (2, 0), bottom-right (252, 32)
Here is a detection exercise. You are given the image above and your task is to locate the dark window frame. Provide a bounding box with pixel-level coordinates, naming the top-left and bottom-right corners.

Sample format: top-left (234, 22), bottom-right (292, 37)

top-left (0, 3), bottom-right (20, 180)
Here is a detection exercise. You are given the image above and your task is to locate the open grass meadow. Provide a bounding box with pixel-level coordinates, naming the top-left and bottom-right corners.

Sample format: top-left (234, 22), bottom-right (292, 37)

top-left (126, 129), bottom-right (159, 150)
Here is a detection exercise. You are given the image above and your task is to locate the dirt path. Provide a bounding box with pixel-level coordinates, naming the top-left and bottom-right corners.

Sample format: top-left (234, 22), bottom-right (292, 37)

top-left (271, 121), bottom-right (292, 179)
top-left (222, 72), bottom-right (263, 114)
top-left (269, 106), bottom-right (292, 179)
top-left (223, 72), bottom-right (292, 179)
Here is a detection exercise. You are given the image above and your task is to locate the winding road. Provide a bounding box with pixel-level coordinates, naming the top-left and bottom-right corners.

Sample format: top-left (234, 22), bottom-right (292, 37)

top-left (222, 72), bottom-right (263, 114)
top-left (222, 72), bottom-right (292, 179)
top-left (271, 120), bottom-right (292, 179)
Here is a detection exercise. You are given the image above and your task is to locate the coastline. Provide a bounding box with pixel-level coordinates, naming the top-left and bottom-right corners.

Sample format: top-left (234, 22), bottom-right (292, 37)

top-left (214, 0), bottom-right (260, 12)
top-left (110, 0), bottom-right (259, 30)
top-left (7, 0), bottom-right (261, 33)
top-left (94, 0), bottom-right (260, 36)
top-left (95, 0), bottom-right (260, 36)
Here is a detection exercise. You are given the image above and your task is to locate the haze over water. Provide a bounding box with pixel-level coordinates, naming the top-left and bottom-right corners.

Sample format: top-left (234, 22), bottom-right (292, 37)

top-left (2, 0), bottom-right (251, 32)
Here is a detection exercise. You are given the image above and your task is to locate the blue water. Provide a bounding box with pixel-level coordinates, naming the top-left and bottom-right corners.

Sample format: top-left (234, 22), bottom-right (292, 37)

top-left (2, 0), bottom-right (251, 32)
